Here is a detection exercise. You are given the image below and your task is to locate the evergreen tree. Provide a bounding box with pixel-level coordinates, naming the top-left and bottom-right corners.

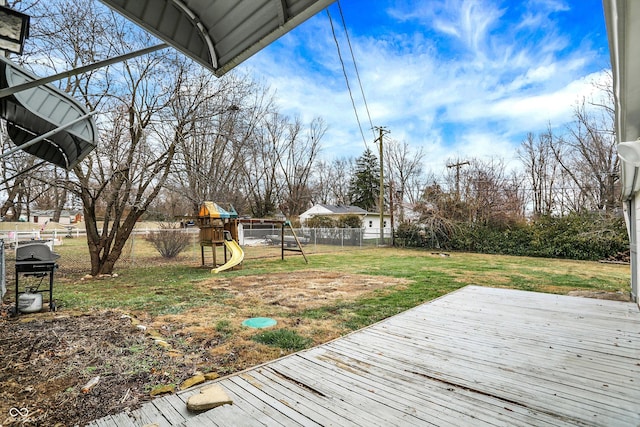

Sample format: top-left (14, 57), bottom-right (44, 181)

top-left (348, 148), bottom-right (380, 211)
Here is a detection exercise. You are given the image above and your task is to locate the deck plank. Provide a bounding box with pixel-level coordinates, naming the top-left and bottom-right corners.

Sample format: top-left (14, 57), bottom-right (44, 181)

top-left (149, 394), bottom-right (188, 426)
top-left (294, 350), bottom-right (510, 426)
top-left (245, 368), bottom-right (362, 426)
top-left (87, 285), bottom-right (640, 426)
top-left (271, 355), bottom-right (431, 426)
top-left (103, 412), bottom-right (138, 427)
top-left (228, 375), bottom-right (322, 426)
top-left (341, 323), bottom-right (635, 423)
top-left (222, 378), bottom-right (307, 425)
top-left (321, 342), bottom-right (566, 427)
top-left (266, 361), bottom-right (399, 426)
top-left (377, 320), bottom-right (640, 391)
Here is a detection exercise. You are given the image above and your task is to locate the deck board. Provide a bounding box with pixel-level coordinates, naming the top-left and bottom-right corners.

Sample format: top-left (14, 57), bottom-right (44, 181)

top-left (251, 368), bottom-right (362, 426)
top-left (320, 342), bottom-right (566, 427)
top-left (88, 285), bottom-right (640, 426)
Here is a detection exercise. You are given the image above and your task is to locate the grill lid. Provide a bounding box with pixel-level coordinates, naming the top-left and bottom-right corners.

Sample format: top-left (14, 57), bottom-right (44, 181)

top-left (16, 242), bottom-right (60, 263)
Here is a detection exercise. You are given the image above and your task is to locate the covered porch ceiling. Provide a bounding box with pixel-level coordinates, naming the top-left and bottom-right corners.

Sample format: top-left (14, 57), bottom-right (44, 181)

top-left (97, 0), bottom-right (336, 77)
top-left (604, 0), bottom-right (640, 198)
top-left (604, 0), bottom-right (640, 143)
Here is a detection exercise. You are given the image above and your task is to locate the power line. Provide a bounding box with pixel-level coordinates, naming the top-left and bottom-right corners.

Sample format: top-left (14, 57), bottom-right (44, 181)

top-left (336, 0), bottom-right (374, 139)
top-left (326, 6), bottom-right (368, 150)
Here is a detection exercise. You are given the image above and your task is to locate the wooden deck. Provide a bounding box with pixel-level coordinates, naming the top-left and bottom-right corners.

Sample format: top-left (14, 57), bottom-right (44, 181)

top-left (89, 286), bottom-right (640, 426)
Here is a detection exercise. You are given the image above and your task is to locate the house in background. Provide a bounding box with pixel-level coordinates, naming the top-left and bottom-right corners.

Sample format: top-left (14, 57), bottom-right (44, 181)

top-left (299, 204), bottom-right (392, 239)
top-left (28, 210), bottom-right (83, 226)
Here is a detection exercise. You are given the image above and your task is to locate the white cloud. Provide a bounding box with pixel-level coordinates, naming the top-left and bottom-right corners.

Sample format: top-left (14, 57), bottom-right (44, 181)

top-left (240, 0), bottom-right (608, 175)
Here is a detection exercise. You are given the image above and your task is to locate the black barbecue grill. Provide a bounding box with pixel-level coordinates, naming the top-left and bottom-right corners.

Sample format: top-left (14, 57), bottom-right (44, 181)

top-left (14, 241), bottom-right (60, 314)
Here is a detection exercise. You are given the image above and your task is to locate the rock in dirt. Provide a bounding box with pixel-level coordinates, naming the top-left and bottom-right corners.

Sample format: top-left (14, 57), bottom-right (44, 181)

top-left (180, 374), bottom-right (205, 390)
top-left (204, 372), bottom-right (220, 381)
top-left (150, 384), bottom-right (176, 396)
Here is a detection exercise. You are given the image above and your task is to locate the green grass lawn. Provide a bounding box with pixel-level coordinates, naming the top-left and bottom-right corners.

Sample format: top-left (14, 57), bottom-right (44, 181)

top-left (49, 248), bottom-right (631, 331)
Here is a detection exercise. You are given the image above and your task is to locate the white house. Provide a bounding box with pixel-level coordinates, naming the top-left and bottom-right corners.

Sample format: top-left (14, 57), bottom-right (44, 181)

top-left (299, 204), bottom-right (367, 222)
top-left (299, 204), bottom-right (393, 240)
top-left (28, 210), bottom-right (82, 226)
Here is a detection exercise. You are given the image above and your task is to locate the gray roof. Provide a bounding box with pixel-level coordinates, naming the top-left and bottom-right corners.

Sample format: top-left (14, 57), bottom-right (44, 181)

top-left (318, 204), bottom-right (367, 215)
top-left (98, 0), bottom-right (335, 77)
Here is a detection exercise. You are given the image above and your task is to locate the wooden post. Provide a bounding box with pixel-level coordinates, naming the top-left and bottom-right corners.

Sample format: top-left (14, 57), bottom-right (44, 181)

top-left (375, 126), bottom-right (389, 244)
top-left (379, 127), bottom-right (384, 243)
top-left (281, 222), bottom-right (285, 260)
top-left (287, 221), bottom-right (308, 264)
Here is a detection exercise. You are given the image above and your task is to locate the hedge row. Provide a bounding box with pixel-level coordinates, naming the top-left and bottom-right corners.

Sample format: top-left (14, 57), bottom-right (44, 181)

top-left (395, 212), bottom-right (629, 261)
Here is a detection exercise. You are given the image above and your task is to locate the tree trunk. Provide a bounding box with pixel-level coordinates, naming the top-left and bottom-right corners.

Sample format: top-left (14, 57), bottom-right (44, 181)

top-left (83, 202), bottom-right (144, 275)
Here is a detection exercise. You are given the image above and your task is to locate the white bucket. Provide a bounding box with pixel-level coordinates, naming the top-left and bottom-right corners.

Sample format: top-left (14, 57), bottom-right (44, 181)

top-left (18, 292), bottom-right (43, 313)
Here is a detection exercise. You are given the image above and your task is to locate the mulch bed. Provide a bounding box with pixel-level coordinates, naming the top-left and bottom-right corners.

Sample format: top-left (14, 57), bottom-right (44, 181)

top-left (0, 309), bottom-right (211, 426)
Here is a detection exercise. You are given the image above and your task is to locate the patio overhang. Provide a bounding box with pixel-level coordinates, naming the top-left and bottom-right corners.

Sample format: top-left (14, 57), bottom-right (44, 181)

top-left (0, 56), bottom-right (97, 170)
top-left (604, 0), bottom-right (640, 303)
top-left (604, 0), bottom-right (640, 198)
top-left (97, 0), bottom-right (335, 77)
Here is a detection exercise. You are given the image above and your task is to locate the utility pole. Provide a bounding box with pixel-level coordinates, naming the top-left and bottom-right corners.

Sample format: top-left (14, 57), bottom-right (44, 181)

top-left (389, 180), bottom-right (394, 246)
top-left (447, 160), bottom-right (469, 200)
top-left (375, 126), bottom-right (389, 244)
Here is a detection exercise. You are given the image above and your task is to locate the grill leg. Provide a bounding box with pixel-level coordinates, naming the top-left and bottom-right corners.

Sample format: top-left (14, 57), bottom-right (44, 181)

top-left (48, 267), bottom-right (54, 311)
top-left (14, 268), bottom-right (18, 315)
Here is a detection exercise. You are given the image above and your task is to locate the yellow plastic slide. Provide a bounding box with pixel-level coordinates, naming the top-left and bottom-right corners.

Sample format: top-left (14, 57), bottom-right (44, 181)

top-left (211, 239), bottom-right (244, 274)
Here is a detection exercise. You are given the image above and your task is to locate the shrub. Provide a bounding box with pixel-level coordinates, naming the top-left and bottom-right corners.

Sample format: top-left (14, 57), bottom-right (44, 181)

top-left (530, 212), bottom-right (628, 260)
top-left (446, 212), bottom-right (628, 261)
top-left (395, 222), bottom-right (426, 248)
top-left (335, 214), bottom-right (362, 228)
top-left (305, 215), bottom-right (336, 228)
top-left (146, 222), bottom-right (192, 258)
top-left (395, 216), bottom-right (457, 249)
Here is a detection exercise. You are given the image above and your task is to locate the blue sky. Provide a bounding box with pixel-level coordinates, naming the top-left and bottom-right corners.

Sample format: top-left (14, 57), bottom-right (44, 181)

top-left (238, 0), bottom-right (611, 174)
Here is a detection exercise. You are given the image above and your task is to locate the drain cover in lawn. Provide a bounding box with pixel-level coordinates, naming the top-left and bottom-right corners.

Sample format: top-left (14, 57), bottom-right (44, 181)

top-left (242, 317), bottom-right (277, 328)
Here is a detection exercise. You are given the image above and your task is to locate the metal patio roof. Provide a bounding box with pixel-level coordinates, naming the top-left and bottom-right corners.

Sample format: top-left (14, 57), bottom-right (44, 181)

top-left (0, 56), bottom-right (97, 170)
top-left (603, 0), bottom-right (640, 303)
top-left (604, 0), bottom-right (640, 144)
top-left (97, 0), bottom-right (335, 77)
top-left (603, 0), bottom-right (640, 198)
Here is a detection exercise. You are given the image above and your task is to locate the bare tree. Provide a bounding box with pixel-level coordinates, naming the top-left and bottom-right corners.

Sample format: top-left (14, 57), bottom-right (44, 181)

top-left (310, 159), bottom-right (333, 205)
top-left (0, 131), bottom-right (40, 220)
top-left (276, 116), bottom-right (325, 217)
top-left (24, 0), bottom-right (211, 274)
top-left (455, 158), bottom-right (526, 226)
top-left (165, 72), bottom-right (271, 214)
top-left (518, 129), bottom-right (559, 216)
top-left (238, 108), bottom-right (283, 218)
top-left (384, 139), bottom-right (426, 222)
top-left (550, 74), bottom-right (619, 213)
top-left (310, 157), bottom-right (355, 206)
top-left (70, 52), bottom-right (184, 275)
